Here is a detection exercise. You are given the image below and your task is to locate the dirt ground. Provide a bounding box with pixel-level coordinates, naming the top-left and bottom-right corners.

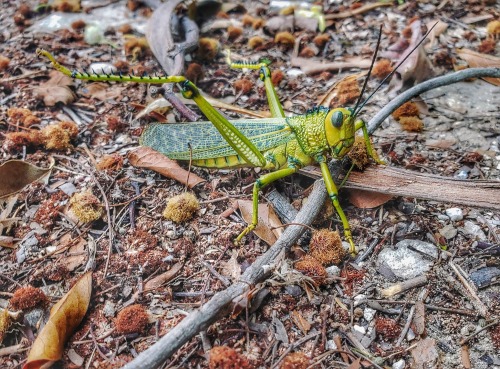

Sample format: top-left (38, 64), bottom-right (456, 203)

top-left (0, 0), bottom-right (499, 368)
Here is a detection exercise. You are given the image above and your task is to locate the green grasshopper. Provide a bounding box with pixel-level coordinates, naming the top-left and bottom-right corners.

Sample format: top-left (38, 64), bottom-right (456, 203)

top-left (36, 28), bottom-right (428, 256)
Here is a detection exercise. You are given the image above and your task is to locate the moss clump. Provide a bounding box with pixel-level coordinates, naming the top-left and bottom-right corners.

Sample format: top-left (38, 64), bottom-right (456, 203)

top-left (162, 192), bottom-right (199, 223)
top-left (197, 38), bottom-right (219, 60)
top-left (274, 32), bottom-right (295, 47)
top-left (309, 229), bottom-right (346, 266)
top-left (70, 191), bottom-right (103, 223)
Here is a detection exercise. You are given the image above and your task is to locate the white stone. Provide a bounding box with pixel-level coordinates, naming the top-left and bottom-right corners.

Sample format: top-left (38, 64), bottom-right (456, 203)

top-left (445, 208), bottom-right (463, 221)
top-left (462, 221), bottom-right (487, 240)
top-left (353, 325), bottom-right (366, 335)
top-left (363, 307), bottom-right (376, 322)
top-left (325, 265), bottom-right (340, 277)
top-left (392, 359), bottom-right (405, 369)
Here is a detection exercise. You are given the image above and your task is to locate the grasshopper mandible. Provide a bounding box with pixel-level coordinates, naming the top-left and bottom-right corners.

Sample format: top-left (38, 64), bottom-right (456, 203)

top-left (37, 27), bottom-right (429, 256)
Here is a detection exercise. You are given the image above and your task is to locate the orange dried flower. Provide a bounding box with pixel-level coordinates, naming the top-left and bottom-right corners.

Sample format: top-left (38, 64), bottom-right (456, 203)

top-left (295, 255), bottom-right (328, 286)
top-left (252, 18), bottom-right (265, 29)
top-left (0, 55), bottom-right (10, 71)
top-left (299, 46), bottom-right (315, 58)
top-left (478, 38), bottom-right (496, 54)
top-left (242, 14), bottom-right (255, 27)
top-left (392, 101), bottom-right (419, 120)
top-left (185, 63), bottom-right (204, 84)
top-left (399, 116), bottom-right (424, 132)
top-left (281, 352), bottom-right (310, 369)
top-left (96, 154), bottom-right (124, 171)
top-left (198, 38), bottom-right (219, 60)
top-left (372, 59), bottom-right (393, 80)
top-left (209, 346), bottom-right (251, 369)
top-left (248, 36), bottom-right (265, 49)
top-left (227, 25), bottom-right (243, 41)
top-left (234, 79), bottom-right (253, 94)
top-left (336, 78), bottom-right (360, 106)
top-left (275, 32), bottom-right (295, 47)
top-left (70, 191), bottom-right (103, 223)
top-left (10, 286), bottom-right (47, 311)
top-left (309, 229), bottom-right (345, 265)
top-left (313, 33), bottom-right (330, 48)
top-left (375, 317), bottom-right (401, 340)
top-left (71, 19), bottom-right (86, 30)
top-left (116, 304), bottom-right (149, 334)
top-left (271, 70), bottom-right (284, 86)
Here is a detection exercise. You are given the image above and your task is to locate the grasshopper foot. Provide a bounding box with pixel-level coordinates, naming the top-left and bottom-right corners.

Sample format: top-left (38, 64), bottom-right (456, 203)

top-left (234, 224), bottom-right (256, 245)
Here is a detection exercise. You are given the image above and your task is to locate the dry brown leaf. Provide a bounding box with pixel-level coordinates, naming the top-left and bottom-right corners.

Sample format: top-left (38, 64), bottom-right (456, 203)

top-left (128, 147), bottom-right (205, 189)
top-left (347, 189), bottom-right (393, 209)
top-left (80, 82), bottom-right (126, 101)
top-left (385, 20), bottom-right (435, 91)
top-left (23, 272), bottom-right (92, 369)
top-left (0, 159), bottom-right (53, 199)
top-left (425, 20), bottom-right (448, 50)
top-left (34, 71), bottom-right (75, 106)
top-left (0, 236), bottom-right (15, 249)
top-left (456, 49), bottom-right (500, 86)
top-left (236, 200), bottom-right (282, 245)
top-left (411, 338), bottom-right (440, 369)
top-left (461, 345), bottom-right (472, 369)
top-left (220, 250), bottom-right (241, 282)
top-left (144, 262), bottom-right (183, 291)
top-left (290, 310), bottom-right (311, 334)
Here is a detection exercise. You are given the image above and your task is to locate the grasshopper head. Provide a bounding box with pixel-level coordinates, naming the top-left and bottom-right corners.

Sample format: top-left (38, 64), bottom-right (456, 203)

top-left (324, 107), bottom-right (356, 149)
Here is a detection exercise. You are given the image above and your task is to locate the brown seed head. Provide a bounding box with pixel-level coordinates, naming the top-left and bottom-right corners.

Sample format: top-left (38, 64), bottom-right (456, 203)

top-left (10, 286), bottom-right (47, 311)
top-left (280, 352), bottom-right (310, 369)
top-left (372, 59), bottom-right (393, 80)
top-left (295, 255), bottom-right (328, 286)
top-left (375, 317), bottom-right (402, 340)
top-left (309, 229), bottom-right (346, 265)
top-left (392, 101), bottom-right (420, 120)
top-left (115, 304), bottom-right (149, 334)
top-left (162, 192), bottom-right (199, 223)
top-left (399, 116), bottom-right (424, 132)
top-left (209, 346), bottom-right (251, 369)
top-left (275, 32), bottom-right (295, 47)
top-left (248, 36), bottom-right (265, 49)
top-left (70, 191), bottom-right (103, 223)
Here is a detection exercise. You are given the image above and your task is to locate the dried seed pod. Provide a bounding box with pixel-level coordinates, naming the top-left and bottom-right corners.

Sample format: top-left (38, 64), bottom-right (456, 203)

top-left (309, 229), bottom-right (346, 265)
top-left (295, 255), bottom-right (328, 286)
top-left (163, 193), bottom-right (199, 223)
top-left (115, 304), bottom-right (149, 334)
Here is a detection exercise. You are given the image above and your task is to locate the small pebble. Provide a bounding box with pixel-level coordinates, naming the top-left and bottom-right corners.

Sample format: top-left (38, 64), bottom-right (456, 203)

top-left (462, 221), bottom-right (486, 240)
top-left (326, 340), bottom-right (337, 350)
top-left (445, 208), bottom-right (463, 221)
top-left (392, 359), bottom-right (405, 369)
top-left (439, 224), bottom-right (458, 240)
top-left (325, 265), bottom-right (340, 277)
top-left (353, 325), bottom-right (366, 334)
top-left (363, 307), bottom-right (376, 322)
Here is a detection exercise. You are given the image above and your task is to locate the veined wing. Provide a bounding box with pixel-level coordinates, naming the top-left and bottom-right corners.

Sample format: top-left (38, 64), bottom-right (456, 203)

top-left (140, 118), bottom-right (294, 161)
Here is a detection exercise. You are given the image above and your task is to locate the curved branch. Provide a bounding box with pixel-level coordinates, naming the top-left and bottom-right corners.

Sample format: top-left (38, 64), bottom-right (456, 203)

top-left (367, 68), bottom-right (500, 135)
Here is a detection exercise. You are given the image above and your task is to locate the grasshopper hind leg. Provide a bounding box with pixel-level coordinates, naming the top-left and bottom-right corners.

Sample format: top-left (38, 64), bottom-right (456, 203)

top-left (227, 51), bottom-right (285, 119)
top-left (235, 166), bottom-right (298, 244)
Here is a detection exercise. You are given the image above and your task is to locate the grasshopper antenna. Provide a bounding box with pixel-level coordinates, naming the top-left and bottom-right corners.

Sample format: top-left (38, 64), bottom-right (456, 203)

top-left (354, 22), bottom-right (438, 116)
top-left (352, 25), bottom-right (383, 116)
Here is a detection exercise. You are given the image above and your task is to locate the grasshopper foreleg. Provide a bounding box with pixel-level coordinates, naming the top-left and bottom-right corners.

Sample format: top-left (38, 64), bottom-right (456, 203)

top-left (355, 119), bottom-right (385, 165)
top-left (235, 166), bottom-right (298, 244)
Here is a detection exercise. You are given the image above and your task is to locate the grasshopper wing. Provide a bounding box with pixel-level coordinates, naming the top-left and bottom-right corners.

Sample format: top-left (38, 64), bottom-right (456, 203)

top-left (140, 118), bottom-right (293, 162)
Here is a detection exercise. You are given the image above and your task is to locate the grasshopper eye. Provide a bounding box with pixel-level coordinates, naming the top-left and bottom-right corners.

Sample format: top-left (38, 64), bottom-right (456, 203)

top-left (331, 111), bottom-right (343, 128)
